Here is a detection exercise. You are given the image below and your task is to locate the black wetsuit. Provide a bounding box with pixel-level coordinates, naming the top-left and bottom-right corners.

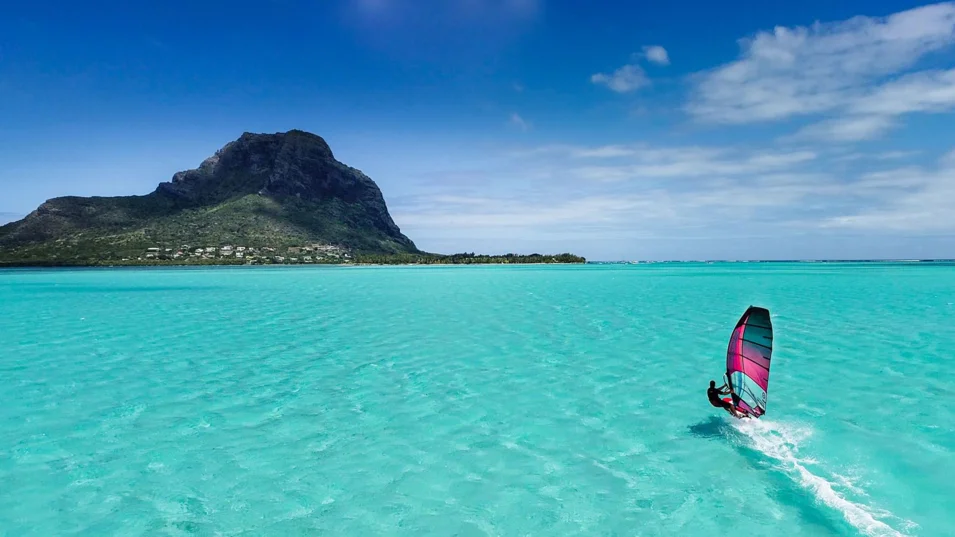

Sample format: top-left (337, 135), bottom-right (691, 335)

top-left (707, 386), bottom-right (734, 411)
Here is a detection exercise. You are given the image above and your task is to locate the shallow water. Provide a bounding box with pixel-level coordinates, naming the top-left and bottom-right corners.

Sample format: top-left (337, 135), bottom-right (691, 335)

top-left (0, 263), bottom-right (952, 536)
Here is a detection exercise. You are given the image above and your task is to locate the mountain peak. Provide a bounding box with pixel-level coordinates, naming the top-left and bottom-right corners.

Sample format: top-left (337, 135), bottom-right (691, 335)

top-left (156, 129), bottom-right (358, 205)
top-left (0, 129), bottom-right (418, 260)
top-left (234, 129), bottom-right (335, 159)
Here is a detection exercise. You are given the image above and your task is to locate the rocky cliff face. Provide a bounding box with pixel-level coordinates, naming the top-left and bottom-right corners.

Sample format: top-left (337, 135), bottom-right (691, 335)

top-left (0, 130), bottom-right (418, 257)
top-left (153, 130), bottom-right (412, 245)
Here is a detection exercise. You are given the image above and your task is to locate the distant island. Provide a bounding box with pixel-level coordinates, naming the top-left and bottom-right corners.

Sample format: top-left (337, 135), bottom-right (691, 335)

top-left (0, 130), bottom-right (584, 267)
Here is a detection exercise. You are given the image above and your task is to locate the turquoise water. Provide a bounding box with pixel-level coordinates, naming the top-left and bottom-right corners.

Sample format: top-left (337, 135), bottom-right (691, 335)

top-left (1, 264), bottom-right (952, 536)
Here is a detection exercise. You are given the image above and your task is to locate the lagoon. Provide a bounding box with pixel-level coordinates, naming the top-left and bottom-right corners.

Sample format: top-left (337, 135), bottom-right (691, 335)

top-left (1, 263), bottom-right (951, 536)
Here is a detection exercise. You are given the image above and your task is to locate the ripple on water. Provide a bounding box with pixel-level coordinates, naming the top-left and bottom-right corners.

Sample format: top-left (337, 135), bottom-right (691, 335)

top-left (0, 264), bottom-right (952, 536)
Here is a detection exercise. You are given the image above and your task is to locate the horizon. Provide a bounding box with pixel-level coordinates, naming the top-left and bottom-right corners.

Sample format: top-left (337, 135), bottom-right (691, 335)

top-left (2, 1), bottom-right (955, 260)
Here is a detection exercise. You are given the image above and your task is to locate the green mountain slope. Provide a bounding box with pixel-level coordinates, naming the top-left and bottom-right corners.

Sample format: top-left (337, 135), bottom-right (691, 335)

top-left (0, 130), bottom-right (418, 263)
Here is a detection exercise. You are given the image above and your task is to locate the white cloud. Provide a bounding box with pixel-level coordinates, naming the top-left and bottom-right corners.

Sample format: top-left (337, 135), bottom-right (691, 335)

top-left (591, 64), bottom-right (649, 93)
top-left (507, 143), bottom-right (636, 158)
top-left (822, 151), bottom-right (955, 231)
top-left (850, 68), bottom-right (955, 115)
top-left (395, 195), bottom-right (670, 233)
top-left (792, 115), bottom-right (897, 142)
top-left (509, 112), bottom-right (530, 131)
top-left (387, 133), bottom-right (955, 260)
top-left (522, 143), bottom-right (817, 179)
top-left (829, 150), bottom-right (921, 162)
top-left (642, 45), bottom-right (670, 65)
top-left (941, 148), bottom-right (955, 167)
top-left (571, 145), bottom-right (636, 158)
top-left (521, 143), bottom-right (723, 161)
top-left (590, 46), bottom-right (668, 93)
top-left (686, 2), bottom-right (955, 133)
top-left (793, 68), bottom-right (955, 141)
top-left (573, 155), bottom-right (817, 181)
top-left (878, 150), bottom-right (922, 160)
top-left (394, 140), bottom-right (836, 245)
top-left (395, 170), bottom-right (845, 241)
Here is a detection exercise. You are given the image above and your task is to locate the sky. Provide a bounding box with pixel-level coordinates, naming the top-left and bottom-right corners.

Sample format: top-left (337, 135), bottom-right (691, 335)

top-left (2, 0), bottom-right (955, 260)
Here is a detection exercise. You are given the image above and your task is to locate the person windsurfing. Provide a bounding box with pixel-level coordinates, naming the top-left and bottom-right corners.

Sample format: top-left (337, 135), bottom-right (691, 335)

top-left (707, 380), bottom-right (745, 418)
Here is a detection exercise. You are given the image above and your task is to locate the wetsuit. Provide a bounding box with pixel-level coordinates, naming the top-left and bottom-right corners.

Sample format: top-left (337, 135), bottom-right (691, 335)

top-left (707, 386), bottom-right (735, 412)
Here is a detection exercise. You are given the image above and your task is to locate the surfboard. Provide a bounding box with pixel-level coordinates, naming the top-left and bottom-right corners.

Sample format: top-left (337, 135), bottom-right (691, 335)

top-left (725, 306), bottom-right (773, 418)
top-left (719, 397), bottom-right (748, 419)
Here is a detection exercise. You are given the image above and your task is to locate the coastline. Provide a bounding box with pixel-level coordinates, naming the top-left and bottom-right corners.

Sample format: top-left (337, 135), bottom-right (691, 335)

top-left (2, 259), bottom-right (952, 270)
top-left (0, 259), bottom-right (588, 269)
top-left (0, 251), bottom-right (587, 268)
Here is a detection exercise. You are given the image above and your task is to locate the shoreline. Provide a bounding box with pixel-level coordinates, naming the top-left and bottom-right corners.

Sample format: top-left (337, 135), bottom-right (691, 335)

top-left (0, 261), bottom-right (588, 269)
top-left (1, 259), bottom-right (951, 270)
top-left (0, 253), bottom-right (588, 269)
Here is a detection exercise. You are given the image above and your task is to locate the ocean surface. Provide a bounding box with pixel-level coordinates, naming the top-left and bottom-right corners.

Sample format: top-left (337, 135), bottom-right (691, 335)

top-left (1, 263), bottom-right (952, 536)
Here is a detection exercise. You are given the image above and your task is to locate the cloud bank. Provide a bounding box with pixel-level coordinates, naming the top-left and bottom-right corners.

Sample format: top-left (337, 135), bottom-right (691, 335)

top-left (687, 2), bottom-right (955, 140)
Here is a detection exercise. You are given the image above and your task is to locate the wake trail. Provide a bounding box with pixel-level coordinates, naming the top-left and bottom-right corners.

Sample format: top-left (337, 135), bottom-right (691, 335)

top-left (731, 418), bottom-right (913, 537)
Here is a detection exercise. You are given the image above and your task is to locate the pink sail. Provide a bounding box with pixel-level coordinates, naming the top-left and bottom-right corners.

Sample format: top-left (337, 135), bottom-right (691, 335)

top-left (725, 306), bottom-right (773, 418)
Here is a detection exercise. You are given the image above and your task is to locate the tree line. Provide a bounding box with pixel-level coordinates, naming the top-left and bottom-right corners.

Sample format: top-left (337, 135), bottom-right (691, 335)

top-left (351, 252), bottom-right (586, 265)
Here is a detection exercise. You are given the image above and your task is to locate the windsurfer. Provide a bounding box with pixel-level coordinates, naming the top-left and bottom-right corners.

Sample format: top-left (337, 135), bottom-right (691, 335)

top-left (707, 380), bottom-right (745, 418)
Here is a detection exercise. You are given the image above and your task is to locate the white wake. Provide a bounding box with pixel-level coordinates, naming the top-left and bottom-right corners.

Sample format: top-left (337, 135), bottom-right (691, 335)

top-left (730, 418), bottom-right (913, 537)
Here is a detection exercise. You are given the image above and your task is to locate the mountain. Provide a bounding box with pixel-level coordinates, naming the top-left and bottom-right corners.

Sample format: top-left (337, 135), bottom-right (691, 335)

top-left (0, 130), bottom-right (419, 264)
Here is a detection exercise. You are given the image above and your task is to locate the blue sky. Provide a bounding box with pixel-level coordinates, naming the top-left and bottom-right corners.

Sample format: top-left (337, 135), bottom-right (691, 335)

top-left (2, 0), bottom-right (955, 260)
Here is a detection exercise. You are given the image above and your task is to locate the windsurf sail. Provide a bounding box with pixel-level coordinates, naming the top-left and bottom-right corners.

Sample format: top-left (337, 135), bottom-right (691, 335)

top-left (725, 306), bottom-right (773, 418)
